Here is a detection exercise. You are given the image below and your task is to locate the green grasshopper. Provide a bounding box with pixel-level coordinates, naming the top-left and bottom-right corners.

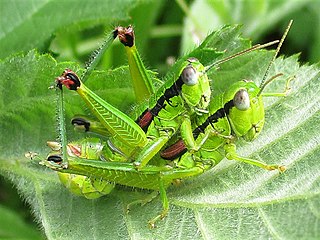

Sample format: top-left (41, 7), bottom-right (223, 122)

top-left (42, 25), bottom-right (281, 227)
top-left (160, 21), bottom-right (293, 173)
top-left (55, 26), bottom-right (277, 169)
top-left (55, 29), bottom-right (209, 169)
top-left (47, 139), bottom-right (116, 199)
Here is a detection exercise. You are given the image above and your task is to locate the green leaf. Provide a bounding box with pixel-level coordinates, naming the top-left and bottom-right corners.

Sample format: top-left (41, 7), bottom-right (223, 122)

top-left (180, 0), bottom-right (318, 63)
top-left (0, 25), bottom-right (319, 239)
top-left (0, 0), bottom-right (142, 59)
top-left (0, 204), bottom-right (43, 239)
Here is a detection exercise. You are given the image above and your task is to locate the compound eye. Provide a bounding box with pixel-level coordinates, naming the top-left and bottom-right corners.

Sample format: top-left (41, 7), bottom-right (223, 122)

top-left (56, 69), bottom-right (81, 90)
top-left (47, 155), bottom-right (63, 164)
top-left (71, 117), bottom-right (90, 132)
top-left (181, 66), bottom-right (198, 86)
top-left (66, 72), bottom-right (78, 81)
top-left (233, 89), bottom-right (250, 111)
top-left (66, 72), bottom-right (81, 88)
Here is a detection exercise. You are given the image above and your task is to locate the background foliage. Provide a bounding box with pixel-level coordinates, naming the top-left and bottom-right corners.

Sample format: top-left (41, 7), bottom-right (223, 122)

top-left (0, 0), bottom-right (319, 239)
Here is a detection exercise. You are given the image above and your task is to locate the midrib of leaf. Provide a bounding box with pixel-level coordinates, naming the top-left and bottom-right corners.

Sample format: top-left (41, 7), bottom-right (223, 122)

top-left (307, 200), bottom-right (320, 219)
top-left (173, 179), bottom-right (320, 209)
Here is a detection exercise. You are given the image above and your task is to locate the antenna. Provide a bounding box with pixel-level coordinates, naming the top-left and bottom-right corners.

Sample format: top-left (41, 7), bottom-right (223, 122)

top-left (258, 20), bottom-right (293, 95)
top-left (55, 78), bottom-right (68, 167)
top-left (81, 28), bottom-right (116, 83)
top-left (205, 40), bottom-right (279, 73)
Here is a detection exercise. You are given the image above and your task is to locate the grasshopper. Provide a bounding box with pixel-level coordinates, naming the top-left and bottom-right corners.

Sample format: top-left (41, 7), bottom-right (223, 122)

top-left (161, 21), bottom-right (293, 173)
top-left (42, 25), bottom-right (281, 227)
top-left (55, 26), bottom-right (276, 169)
top-left (47, 139), bottom-right (115, 199)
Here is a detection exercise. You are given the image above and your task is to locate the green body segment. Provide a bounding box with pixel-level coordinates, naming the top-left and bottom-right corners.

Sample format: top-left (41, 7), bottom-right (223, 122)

top-left (125, 45), bottom-right (155, 102)
top-left (76, 83), bottom-right (147, 152)
top-left (52, 157), bottom-right (205, 191)
top-left (42, 22), bottom-right (293, 227)
top-left (58, 172), bottom-right (115, 199)
top-left (56, 26), bottom-right (212, 168)
top-left (49, 26), bottom-right (213, 225)
top-left (44, 136), bottom-right (205, 196)
top-left (53, 138), bottom-right (117, 199)
top-left (115, 25), bottom-right (155, 102)
top-left (175, 93), bottom-right (231, 168)
top-left (131, 58), bottom-right (211, 167)
top-left (224, 81), bottom-right (264, 141)
top-left (165, 80), bottom-right (285, 172)
top-left (168, 20), bottom-right (294, 172)
top-left (201, 81), bottom-right (264, 162)
top-left (60, 57), bottom-right (212, 168)
top-left (142, 58), bottom-right (210, 116)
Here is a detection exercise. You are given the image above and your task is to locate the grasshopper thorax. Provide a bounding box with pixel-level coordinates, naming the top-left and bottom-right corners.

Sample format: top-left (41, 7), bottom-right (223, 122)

top-left (224, 80), bottom-right (264, 141)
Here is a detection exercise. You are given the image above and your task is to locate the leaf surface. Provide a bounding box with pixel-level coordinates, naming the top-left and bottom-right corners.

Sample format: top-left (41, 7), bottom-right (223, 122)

top-left (0, 0), bottom-right (141, 59)
top-left (0, 25), bottom-right (319, 239)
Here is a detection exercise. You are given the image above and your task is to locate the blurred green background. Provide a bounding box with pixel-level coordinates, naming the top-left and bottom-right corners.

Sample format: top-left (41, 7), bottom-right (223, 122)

top-left (0, 0), bottom-right (319, 239)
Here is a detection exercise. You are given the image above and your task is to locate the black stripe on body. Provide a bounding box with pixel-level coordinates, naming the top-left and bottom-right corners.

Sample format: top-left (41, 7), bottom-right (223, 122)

top-left (223, 99), bottom-right (234, 115)
top-left (193, 99), bottom-right (234, 139)
top-left (161, 99), bottom-right (235, 160)
top-left (136, 76), bottom-right (184, 131)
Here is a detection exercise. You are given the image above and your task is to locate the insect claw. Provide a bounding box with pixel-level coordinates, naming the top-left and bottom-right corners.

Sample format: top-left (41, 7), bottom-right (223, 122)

top-left (265, 164), bottom-right (286, 172)
top-left (47, 141), bottom-right (62, 151)
top-left (148, 221), bottom-right (156, 229)
top-left (24, 151), bottom-right (39, 160)
top-left (133, 162), bottom-right (141, 169)
top-left (126, 206), bottom-right (131, 214)
top-left (279, 165), bottom-right (286, 173)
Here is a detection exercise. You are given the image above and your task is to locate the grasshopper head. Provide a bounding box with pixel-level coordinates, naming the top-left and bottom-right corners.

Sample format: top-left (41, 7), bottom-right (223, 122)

top-left (224, 80), bottom-right (265, 141)
top-left (180, 58), bottom-right (211, 112)
top-left (114, 25), bottom-right (134, 47)
top-left (56, 69), bottom-right (81, 90)
top-left (45, 139), bottom-right (114, 199)
top-left (66, 138), bottom-right (104, 160)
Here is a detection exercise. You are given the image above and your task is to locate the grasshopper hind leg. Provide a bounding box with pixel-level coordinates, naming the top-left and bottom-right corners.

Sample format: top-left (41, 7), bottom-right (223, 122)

top-left (224, 143), bottom-right (286, 172)
top-left (148, 181), bottom-right (169, 228)
top-left (125, 181), bottom-right (169, 228)
top-left (126, 191), bottom-right (159, 213)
